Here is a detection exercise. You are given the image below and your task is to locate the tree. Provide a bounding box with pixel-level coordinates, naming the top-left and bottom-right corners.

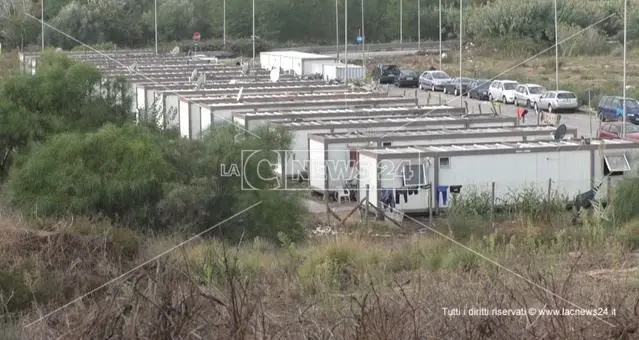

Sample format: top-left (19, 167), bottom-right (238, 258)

top-left (0, 51), bottom-right (132, 177)
top-left (5, 123), bottom-right (174, 225)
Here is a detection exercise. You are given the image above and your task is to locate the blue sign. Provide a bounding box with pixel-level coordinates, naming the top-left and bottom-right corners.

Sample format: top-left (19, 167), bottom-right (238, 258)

top-left (356, 36), bottom-right (364, 44)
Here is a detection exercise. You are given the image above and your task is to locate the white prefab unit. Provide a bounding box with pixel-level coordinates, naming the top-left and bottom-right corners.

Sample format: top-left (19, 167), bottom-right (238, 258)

top-left (192, 97), bottom-right (417, 139)
top-left (178, 99), bottom-right (208, 139)
top-left (183, 92), bottom-right (378, 106)
top-left (259, 51), bottom-right (335, 75)
top-left (272, 115), bottom-right (519, 178)
top-left (146, 84), bottom-right (356, 128)
top-left (308, 126), bottom-right (579, 194)
top-left (320, 62), bottom-right (366, 81)
top-left (357, 139), bottom-right (639, 214)
top-left (126, 79), bottom-right (326, 89)
top-left (233, 105), bottom-right (465, 132)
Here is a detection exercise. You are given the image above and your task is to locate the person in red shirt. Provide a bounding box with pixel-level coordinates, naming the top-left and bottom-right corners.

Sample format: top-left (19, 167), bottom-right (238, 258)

top-left (517, 106), bottom-right (529, 123)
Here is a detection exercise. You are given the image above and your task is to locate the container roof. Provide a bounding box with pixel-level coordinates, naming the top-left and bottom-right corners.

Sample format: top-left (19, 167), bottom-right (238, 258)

top-left (261, 51), bottom-right (334, 59)
top-left (278, 115), bottom-right (512, 128)
top-left (234, 105), bottom-right (457, 118)
top-left (200, 97), bottom-right (413, 108)
top-left (154, 84), bottom-right (346, 93)
top-left (184, 92), bottom-right (373, 102)
top-left (318, 62), bottom-right (364, 68)
top-left (360, 139), bottom-right (638, 158)
top-left (309, 126), bottom-right (576, 142)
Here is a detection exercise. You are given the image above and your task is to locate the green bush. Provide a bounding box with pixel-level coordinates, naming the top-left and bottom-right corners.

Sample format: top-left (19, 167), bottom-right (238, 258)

top-left (610, 177), bottom-right (639, 227)
top-left (5, 124), bottom-right (174, 227)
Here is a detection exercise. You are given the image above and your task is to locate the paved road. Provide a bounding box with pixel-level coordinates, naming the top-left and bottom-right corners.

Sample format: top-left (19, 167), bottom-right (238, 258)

top-left (387, 86), bottom-right (599, 138)
top-left (330, 50), bottom-right (421, 59)
top-left (272, 41), bottom-right (456, 54)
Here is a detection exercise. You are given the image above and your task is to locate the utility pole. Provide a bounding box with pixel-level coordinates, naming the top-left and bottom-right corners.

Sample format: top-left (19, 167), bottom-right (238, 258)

top-left (41, 0), bottom-right (44, 50)
top-left (554, 0), bottom-right (559, 90)
top-left (623, 0), bottom-right (627, 136)
top-left (154, 0), bottom-right (158, 54)
top-left (417, 0), bottom-right (420, 50)
top-left (252, 0), bottom-right (255, 60)
top-left (223, 0), bottom-right (226, 48)
top-left (361, 0), bottom-right (364, 66)
top-left (438, 0), bottom-right (442, 68)
top-left (345, 0), bottom-right (348, 84)
top-left (336, 0), bottom-right (339, 60)
top-left (399, 0), bottom-right (402, 48)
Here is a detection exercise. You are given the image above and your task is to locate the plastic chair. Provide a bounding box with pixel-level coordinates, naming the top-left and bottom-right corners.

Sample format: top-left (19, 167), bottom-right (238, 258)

top-left (336, 186), bottom-right (351, 203)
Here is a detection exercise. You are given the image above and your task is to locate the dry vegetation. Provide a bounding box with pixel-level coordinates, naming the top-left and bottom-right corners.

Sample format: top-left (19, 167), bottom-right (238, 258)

top-left (2, 187), bottom-right (639, 339)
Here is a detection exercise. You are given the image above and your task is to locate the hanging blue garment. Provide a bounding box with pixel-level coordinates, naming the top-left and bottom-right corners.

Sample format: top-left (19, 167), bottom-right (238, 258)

top-left (438, 185), bottom-right (449, 205)
top-left (381, 189), bottom-right (395, 208)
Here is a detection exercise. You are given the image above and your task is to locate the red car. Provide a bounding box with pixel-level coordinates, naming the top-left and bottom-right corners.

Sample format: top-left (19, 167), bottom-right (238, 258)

top-left (598, 122), bottom-right (639, 141)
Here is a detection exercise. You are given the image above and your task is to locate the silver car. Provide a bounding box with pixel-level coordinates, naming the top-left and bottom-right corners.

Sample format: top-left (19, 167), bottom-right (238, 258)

top-left (535, 90), bottom-right (579, 113)
top-left (514, 84), bottom-right (546, 108)
top-left (419, 70), bottom-right (452, 91)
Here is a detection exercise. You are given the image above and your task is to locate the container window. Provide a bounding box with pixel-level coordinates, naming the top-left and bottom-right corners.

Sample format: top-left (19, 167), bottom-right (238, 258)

top-left (402, 164), bottom-right (426, 186)
top-left (382, 141), bottom-right (392, 147)
top-left (439, 157), bottom-right (451, 168)
top-left (604, 154), bottom-right (630, 176)
top-left (349, 150), bottom-right (358, 167)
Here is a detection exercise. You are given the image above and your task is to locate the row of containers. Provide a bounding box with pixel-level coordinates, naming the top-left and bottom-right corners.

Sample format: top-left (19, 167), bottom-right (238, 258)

top-left (259, 51), bottom-right (366, 81)
top-left (23, 49), bottom-right (639, 215)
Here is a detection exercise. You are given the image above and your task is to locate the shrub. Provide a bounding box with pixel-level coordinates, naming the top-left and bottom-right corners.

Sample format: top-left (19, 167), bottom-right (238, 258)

top-left (5, 124), bottom-right (175, 228)
top-left (610, 177), bottom-right (639, 227)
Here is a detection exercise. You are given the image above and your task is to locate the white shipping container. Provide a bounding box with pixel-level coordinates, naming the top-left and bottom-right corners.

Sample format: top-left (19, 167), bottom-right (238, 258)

top-left (259, 51), bottom-right (334, 75)
top-left (322, 63), bottom-right (366, 81)
top-left (308, 126), bottom-right (578, 194)
top-left (272, 115), bottom-right (517, 178)
top-left (357, 140), bottom-right (639, 214)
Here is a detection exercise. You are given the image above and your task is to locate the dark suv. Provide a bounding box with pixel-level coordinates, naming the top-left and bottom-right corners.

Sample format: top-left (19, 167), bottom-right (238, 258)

top-left (372, 64), bottom-right (400, 84)
top-left (598, 96), bottom-right (639, 123)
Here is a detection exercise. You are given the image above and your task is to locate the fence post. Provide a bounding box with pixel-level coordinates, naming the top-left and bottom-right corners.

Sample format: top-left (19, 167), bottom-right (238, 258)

top-left (607, 176), bottom-right (612, 206)
top-left (438, 93), bottom-right (442, 105)
top-left (426, 92), bottom-right (431, 105)
top-left (547, 178), bottom-right (552, 202)
top-left (464, 101), bottom-right (469, 114)
top-left (490, 182), bottom-right (496, 225)
top-left (478, 104), bottom-right (482, 115)
top-left (428, 185), bottom-right (433, 226)
top-left (364, 184), bottom-right (370, 224)
top-left (325, 188), bottom-right (330, 224)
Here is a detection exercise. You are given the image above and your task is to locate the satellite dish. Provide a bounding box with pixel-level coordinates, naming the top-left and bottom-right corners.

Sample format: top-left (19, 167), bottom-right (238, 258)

top-left (128, 62), bottom-right (138, 74)
top-left (55, 47), bottom-right (63, 52)
top-left (270, 68), bottom-right (280, 83)
top-left (553, 124), bottom-right (568, 141)
top-left (189, 68), bottom-right (198, 83)
top-left (229, 79), bottom-right (237, 85)
top-left (169, 46), bottom-right (180, 56)
top-left (236, 87), bottom-right (244, 102)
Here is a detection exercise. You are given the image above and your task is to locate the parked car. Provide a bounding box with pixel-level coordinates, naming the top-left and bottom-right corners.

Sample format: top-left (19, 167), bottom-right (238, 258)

top-left (514, 83), bottom-right (546, 108)
top-left (395, 70), bottom-right (419, 87)
top-left (488, 80), bottom-right (518, 104)
top-left (535, 90), bottom-right (579, 113)
top-left (419, 70), bottom-right (451, 91)
top-left (598, 122), bottom-right (639, 141)
top-left (372, 64), bottom-right (400, 84)
top-left (467, 79), bottom-right (491, 100)
top-left (442, 77), bottom-right (475, 96)
top-left (597, 96), bottom-right (639, 123)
